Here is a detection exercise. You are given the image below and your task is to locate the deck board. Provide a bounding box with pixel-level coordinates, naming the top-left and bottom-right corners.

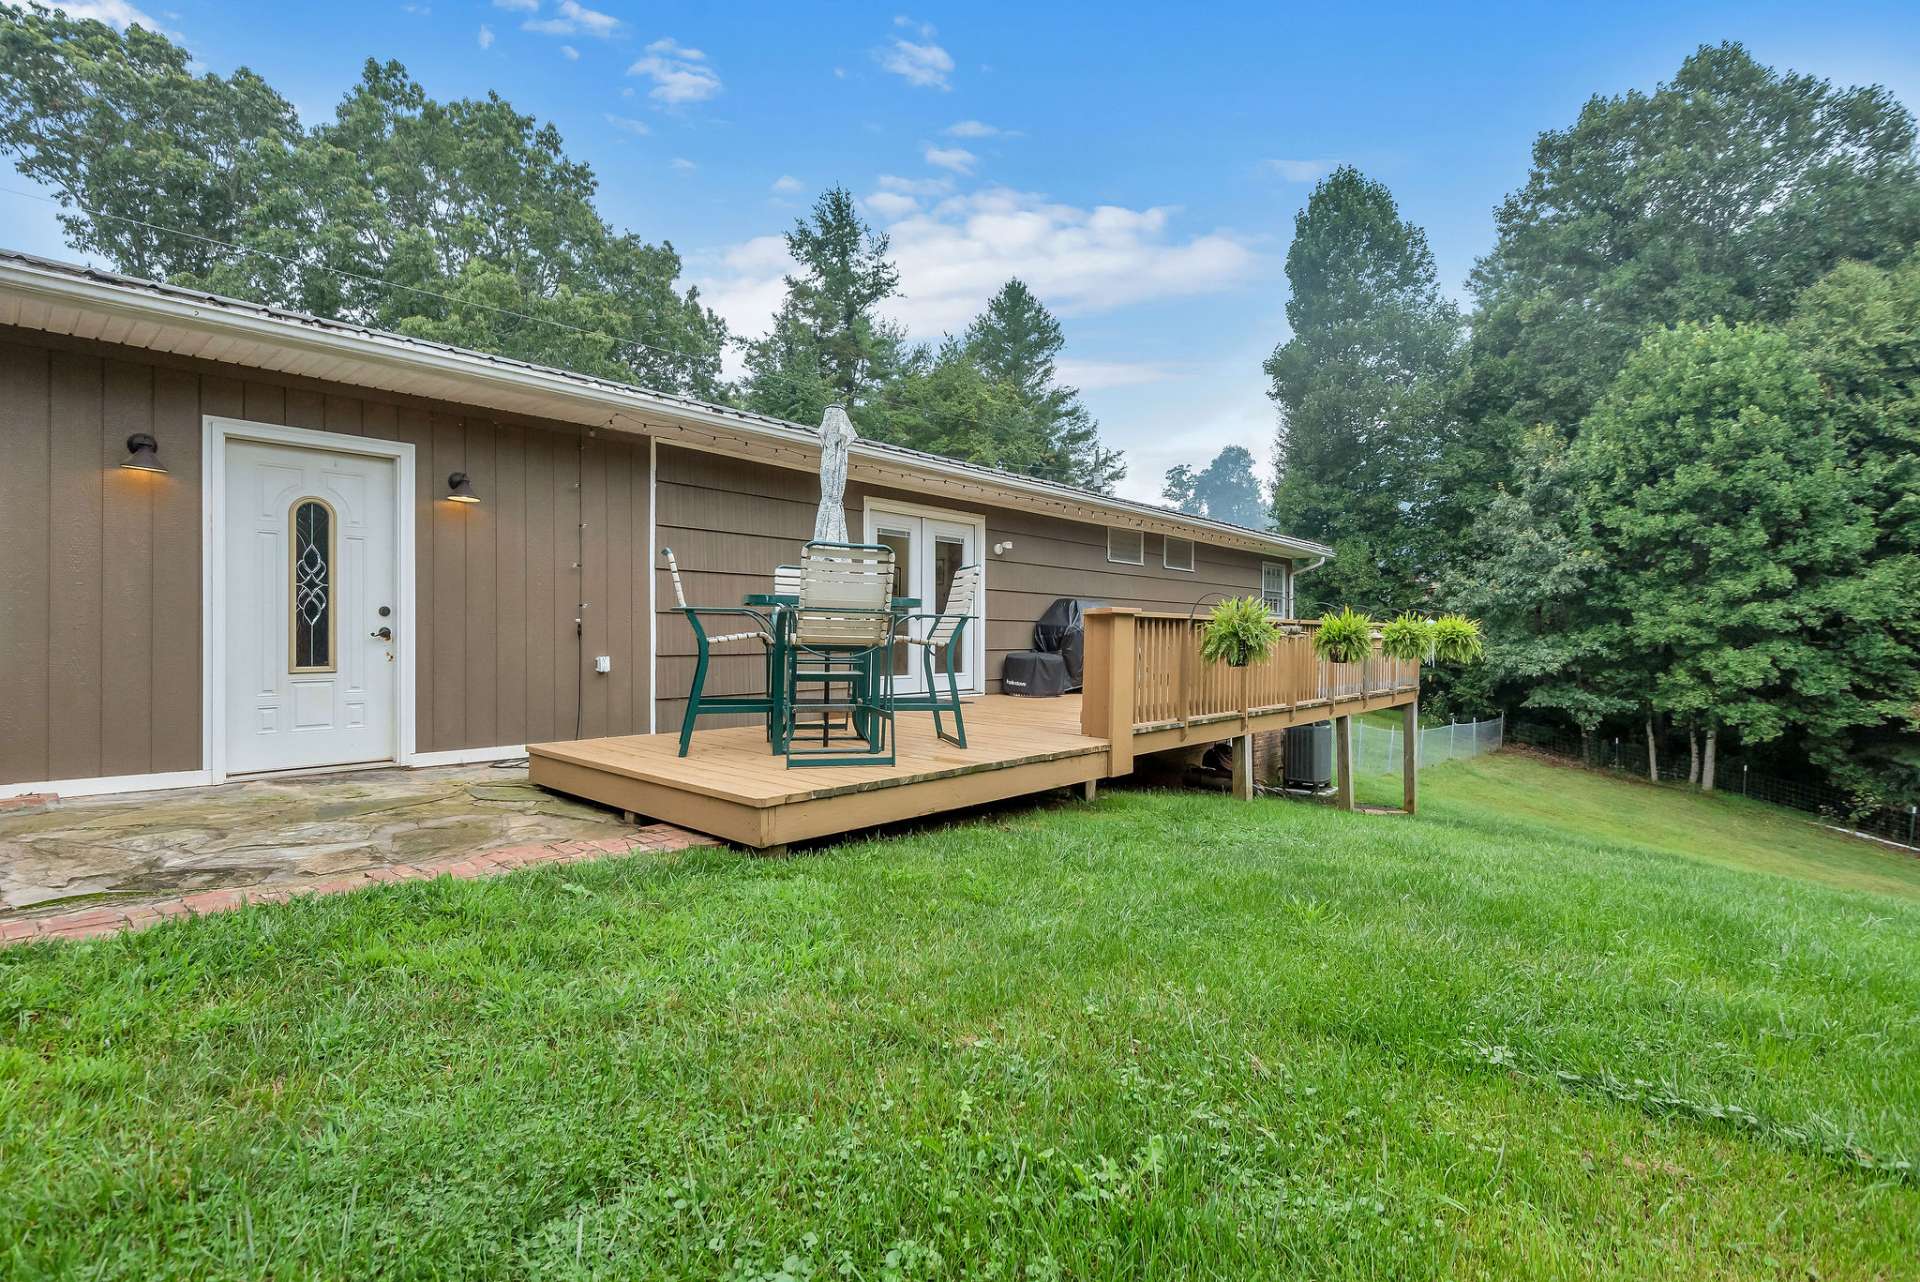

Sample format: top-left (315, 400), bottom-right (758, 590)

top-left (529, 689), bottom-right (1416, 849)
top-left (528, 695), bottom-right (1109, 846)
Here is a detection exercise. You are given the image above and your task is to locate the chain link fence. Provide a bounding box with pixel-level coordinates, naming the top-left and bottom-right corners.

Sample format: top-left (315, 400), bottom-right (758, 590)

top-left (1510, 723), bottom-right (1920, 853)
top-left (1351, 714), bottom-right (1506, 775)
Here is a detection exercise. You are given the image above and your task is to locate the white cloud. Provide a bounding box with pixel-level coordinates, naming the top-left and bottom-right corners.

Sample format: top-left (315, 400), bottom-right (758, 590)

top-left (560, 45), bottom-right (580, 61)
top-left (944, 120), bottom-right (1005, 138)
top-left (629, 37), bottom-right (723, 105)
top-left (922, 145), bottom-right (976, 174)
top-left (699, 184), bottom-right (1259, 344)
top-left (771, 175), bottom-right (805, 195)
top-left (1054, 358), bottom-right (1178, 391)
top-left (477, 24), bottom-right (495, 49)
top-left (55, 0), bottom-right (160, 28)
top-left (492, 0), bottom-right (537, 10)
top-left (864, 191), bottom-right (921, 220)
top-left (604, 113), bottom-right (651, 136)
top-left (1262, 159), bottom-right (1329, 183)
top-left (524, 0), bottom-right (620, 38)
top-left (671, 157), bottom-right (697, 171)
top-left (878, 37), bottom-right (954, 90)
top-left (875, 173), bottom-right (953, 197)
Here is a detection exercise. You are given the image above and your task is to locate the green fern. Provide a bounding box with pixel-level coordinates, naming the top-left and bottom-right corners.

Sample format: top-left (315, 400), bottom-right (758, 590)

top-left (1379, 612), bottom-right (1434, 663)
top-left (1314, 606), bottom-right (1376, 664)
top-left (1199, 596), bottom-right (1281, 667)
top-left (1431, 614), bottom-right (1486, 664)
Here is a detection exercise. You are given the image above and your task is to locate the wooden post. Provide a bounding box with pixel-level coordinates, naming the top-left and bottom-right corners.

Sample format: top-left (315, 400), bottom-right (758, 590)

top-left (1231, 734), bottom-right (1255, 801)
top-left (1081, 608), bottom-right (1139, 776)
top-left (1402, 702), bottom-right (1418, 815)
top-left (1079, 779), bottom-right (1099, 802)
top-left (1334, 714), bottom-right (1355, 812)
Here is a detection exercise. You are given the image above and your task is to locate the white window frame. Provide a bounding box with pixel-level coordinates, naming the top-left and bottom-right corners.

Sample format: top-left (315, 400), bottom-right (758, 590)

top-left (1106, 527), bottom-right (1145, 566)
top-left (1262, 561), bottom-right (1292, 617)
top-left (1163, 535), bottom-right (1195, 573)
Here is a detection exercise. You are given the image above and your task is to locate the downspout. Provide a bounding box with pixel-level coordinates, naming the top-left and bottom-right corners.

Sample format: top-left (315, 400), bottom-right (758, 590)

top-left (1289, 553), bottom-right (1328, 618)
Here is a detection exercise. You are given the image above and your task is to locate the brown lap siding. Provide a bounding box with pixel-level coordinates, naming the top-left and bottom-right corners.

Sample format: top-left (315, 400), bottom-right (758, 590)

top-left (0, 327), bottom-right (652, 786)
top-left (650, 444), bottom-right (1270, 729)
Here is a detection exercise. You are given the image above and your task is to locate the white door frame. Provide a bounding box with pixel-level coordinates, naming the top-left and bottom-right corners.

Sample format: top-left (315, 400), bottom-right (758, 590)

top-left (203, 416), bottom-right (417, 782)
top-left (862, 495), bottom-right (988, 696)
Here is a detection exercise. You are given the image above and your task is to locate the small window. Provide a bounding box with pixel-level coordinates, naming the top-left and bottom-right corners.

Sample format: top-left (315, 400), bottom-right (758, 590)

top-left (1163, 536), bottom-right (1195, 572)
top-left (1106, 527), bottom-right (1144, 565)
top-left (290, 498), bottom-right (335, 672)
top-left (1262, 562), bottom-right (1291, 617)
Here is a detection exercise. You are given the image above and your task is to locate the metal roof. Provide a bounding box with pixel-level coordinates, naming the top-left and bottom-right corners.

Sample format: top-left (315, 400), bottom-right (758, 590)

top-left (0, 247), bottom-right (1332, 560)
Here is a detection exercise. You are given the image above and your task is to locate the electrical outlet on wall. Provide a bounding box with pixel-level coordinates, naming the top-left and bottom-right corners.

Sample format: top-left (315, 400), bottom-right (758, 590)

top-left (594, 655), bottom-right (612, 674)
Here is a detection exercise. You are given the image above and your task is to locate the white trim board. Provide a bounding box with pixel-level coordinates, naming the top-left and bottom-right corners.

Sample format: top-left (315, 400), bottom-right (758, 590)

top-left (0, 770), bottom-right (214, 801)
top-left (409, 744), bottom-right (528, 768)
top-left (202, 416), bottom-right (418, 783)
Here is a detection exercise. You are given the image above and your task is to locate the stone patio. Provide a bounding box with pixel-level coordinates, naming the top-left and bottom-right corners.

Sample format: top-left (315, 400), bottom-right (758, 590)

top-left (1, 763), bottom-right (710, 940)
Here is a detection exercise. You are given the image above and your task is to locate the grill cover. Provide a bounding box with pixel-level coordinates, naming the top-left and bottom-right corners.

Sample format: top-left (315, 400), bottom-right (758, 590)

top-left (1032, 598), bottom-right (1100, 689)
top-left (1002, 651), bottom-right (1071, 698)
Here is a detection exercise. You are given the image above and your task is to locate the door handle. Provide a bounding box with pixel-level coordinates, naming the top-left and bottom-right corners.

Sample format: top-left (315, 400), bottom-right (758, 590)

top-left (371, 626), bottom-right (393, 641)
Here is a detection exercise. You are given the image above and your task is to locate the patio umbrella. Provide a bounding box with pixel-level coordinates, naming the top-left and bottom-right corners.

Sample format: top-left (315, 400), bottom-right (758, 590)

top-left (812, 403), bottom-right (857, 543)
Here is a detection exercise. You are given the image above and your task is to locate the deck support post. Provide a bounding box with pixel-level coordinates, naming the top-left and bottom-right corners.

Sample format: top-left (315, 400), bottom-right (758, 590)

top-left (1402, 702), bottom-right (1418, 815)
top-left (1082, 608), bottom-right (1140, 777)
top-left (1079, 779), bottom-right (1098, 803)
top-left (1334, 714), bottom-right (1355, 812)
top-left (1231, 734), bottom-right (1255, 801)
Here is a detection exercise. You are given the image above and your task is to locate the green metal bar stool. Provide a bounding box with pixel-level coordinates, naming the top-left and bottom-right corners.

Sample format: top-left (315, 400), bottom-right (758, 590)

top-left (892, 563), bottom-right (981, 748)
top-left (661, 547), bottom-right (781, 758)
top-left (783, 541), bottom-right (899, 768)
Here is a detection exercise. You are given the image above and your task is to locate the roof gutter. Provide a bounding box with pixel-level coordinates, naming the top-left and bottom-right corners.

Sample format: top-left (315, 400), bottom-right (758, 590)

top-left (0, 252), bottom-right (1333, 560)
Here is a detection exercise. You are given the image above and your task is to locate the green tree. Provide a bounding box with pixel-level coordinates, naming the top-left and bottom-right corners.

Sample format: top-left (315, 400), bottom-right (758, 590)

top-left (0, 9), bottom-right (729, 396)
top-left (741, 187), bottom-right (906, 426)
top-left (963, 279), bottom-right (1123, 493)
top-left (1266, 166), bottom-right (1462, 614)
top-left (1163, 445), bottom-right (1264, 527)
top-left (1437, 428), bottom-right (1633, 745)
top-left (0, 3), bottom-right (300, 281)
top-left (1785, 256), bottom-right (1920, 800)
top-left (1456, 43), bottom-right (1920, 505)
top-left (1572, 321), bottom-right (1916, 791)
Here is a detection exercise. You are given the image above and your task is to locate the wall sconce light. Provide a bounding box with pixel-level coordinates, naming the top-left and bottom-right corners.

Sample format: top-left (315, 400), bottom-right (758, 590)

top-left (446, 471), bottom-right (480, 503)
top-left (993, 540), bottom-right (1014, 556)
top-left (121, 433), bottom-right (166, 473)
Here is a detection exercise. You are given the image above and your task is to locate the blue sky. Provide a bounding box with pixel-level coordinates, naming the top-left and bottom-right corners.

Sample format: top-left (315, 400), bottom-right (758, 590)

top-left (5, 1), bottom-right (1919, 501)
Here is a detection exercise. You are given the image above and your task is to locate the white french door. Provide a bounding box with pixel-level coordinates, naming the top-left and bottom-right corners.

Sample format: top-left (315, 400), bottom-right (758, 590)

top-left (863, 501), bottom-right (985, 696)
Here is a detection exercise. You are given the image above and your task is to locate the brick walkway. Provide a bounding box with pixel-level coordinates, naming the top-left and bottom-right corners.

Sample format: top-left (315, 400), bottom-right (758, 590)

top-left (0, 824), bottom-right (714, 948)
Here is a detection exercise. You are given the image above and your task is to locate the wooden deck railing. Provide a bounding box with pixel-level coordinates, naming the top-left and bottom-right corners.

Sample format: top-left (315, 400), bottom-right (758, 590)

top-left (1081, 608), bottom-right (1419, 769)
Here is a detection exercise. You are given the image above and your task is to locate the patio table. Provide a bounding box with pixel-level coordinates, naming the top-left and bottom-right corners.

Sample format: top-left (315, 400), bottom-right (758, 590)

top-left (744, 594), bottom-right (921, 750)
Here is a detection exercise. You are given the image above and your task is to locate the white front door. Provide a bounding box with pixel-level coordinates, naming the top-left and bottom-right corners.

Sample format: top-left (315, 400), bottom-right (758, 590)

top-left (864, 504), bottom-right (983, 695)
top-left (224, 438), bottom-right (400, 774)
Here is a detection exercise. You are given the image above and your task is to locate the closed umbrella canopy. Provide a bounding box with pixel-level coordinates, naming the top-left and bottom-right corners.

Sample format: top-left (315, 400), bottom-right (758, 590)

top-left (813, 403), bottom-right (857, 543)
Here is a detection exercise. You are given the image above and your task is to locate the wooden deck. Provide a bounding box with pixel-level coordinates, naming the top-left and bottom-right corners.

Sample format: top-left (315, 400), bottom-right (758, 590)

top-left (529, 695), bottom-right (1112, 850)
top-left (534, 608), bottom-right (1422, 850)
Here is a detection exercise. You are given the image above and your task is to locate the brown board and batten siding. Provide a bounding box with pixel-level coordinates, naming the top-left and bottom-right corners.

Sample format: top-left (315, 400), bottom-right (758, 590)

top-left (652, 444), bottom-right (1272, 732)
top-left (0, 328), bottom-right (651, 787)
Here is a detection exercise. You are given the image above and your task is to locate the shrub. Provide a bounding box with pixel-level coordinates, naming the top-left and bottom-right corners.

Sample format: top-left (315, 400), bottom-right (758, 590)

top-left (1199, 596), bottom-right (1282, 667)
top-left (1431, 614), bottom-right (1485, 664)
top-left (1314, 606), bottom-right (1376, 664)
top-left (1379, 612), bottom-right (1435, 663)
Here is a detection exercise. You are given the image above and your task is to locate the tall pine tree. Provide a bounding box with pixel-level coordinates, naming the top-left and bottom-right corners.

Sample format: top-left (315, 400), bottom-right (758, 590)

top-left (1266, 167), bottom-right (1461, 613)
top-left (740, 186), bottom-right (906, 426)
top-left (962, 279), bottom-right (1123, 493)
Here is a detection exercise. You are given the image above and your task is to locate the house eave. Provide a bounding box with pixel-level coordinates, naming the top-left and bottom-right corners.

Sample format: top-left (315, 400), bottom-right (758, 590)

top-left (0, 249), bottom-right (1332, 562)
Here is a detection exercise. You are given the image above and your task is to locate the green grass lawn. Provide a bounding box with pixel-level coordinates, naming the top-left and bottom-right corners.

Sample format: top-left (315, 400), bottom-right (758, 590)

top-left (4, 754), bottom-right (1919, 1280)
